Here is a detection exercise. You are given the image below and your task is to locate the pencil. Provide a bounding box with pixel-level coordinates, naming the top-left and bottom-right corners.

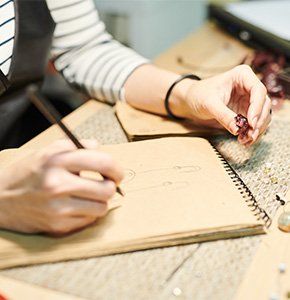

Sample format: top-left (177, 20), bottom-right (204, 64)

top-left (27, 84), bottom-right (124, 197)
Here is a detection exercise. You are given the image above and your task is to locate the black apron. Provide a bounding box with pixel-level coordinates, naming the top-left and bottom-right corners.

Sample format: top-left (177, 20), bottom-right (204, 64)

top-left (0, 0), bottom-right (55, 149)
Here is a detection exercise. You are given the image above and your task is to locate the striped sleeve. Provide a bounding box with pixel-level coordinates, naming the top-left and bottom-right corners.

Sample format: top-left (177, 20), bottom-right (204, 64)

top-left (0, 0), bottom-right (15, 76)
top-left (46, 0), bottom-right (150, 104)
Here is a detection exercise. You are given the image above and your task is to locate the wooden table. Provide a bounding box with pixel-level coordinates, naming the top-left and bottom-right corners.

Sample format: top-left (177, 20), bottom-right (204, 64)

top-left (1, 22), bottom-right (290, 300)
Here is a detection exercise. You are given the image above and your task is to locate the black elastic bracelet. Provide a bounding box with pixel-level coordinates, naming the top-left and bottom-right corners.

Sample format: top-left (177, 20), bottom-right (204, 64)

top-left (165, 74), bottom-right (201, 120)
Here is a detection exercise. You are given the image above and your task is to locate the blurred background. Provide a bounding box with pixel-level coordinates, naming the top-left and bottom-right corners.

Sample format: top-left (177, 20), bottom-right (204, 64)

top-left (94, 0), bottom-right (207, 59)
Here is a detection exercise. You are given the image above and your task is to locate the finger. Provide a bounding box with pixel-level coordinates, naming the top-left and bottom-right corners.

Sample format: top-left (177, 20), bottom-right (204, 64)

top-left (45, 215), bottom-right (99, 235)
top-left (239, 108), bottom-right (271, 146)
top-left (70, 196), bottom-right (109, 216)
top-left (44, 196), bottom-right (110, 234)
top-left (254, 95), bottom-right (272, 131)
top-left (46, 150), bottom-right (124, 184)
top-left (10, 195), bottom-right (109, 234)
top-left (248, 97), bottom-right (272, 144)
top-left (210, 101), bottom-right (239, 135)
top-left (69, 175), bottom-right (118, 201)
top-left (48, 196), bottom-right (109, 217)
top-left (244, 112), bottom-right (271, 147)
top-left (247, 86), bottom-right (266, 128)
top-left (42, 168), bottom-right (118, 201)
top-left (233, 65), bottom-right (268, 128)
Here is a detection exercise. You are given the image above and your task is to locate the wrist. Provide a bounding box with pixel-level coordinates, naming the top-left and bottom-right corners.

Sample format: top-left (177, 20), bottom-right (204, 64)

top-left (165, 75), bottom-right (201, 120)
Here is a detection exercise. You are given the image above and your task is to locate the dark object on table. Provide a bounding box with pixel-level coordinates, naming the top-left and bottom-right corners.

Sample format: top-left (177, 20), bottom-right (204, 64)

top-left (235, 113), bottom-right (249, 137)
top-left (251, 50), bottom-right (286, 109)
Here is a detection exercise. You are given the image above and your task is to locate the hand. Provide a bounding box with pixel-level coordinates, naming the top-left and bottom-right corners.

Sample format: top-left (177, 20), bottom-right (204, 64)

top-left (183, 65), bottom-right (272, 146)
top-left (0, 140), bottom-right (124, 234)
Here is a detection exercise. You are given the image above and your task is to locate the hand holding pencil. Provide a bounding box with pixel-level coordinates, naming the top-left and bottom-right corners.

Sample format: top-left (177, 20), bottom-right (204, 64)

top-left (0, 85), bottom-right (124, 234)
top-left (27, 84), bottom-right (124, 197)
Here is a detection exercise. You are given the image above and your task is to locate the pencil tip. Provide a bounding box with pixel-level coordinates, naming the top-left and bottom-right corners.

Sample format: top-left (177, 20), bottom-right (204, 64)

top-left (117, 187), bottom-right (124, 197)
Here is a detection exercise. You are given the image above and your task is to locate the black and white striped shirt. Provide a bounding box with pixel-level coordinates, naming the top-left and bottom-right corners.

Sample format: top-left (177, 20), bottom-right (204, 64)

top-left (0, 0), bottom-right (14, 76)
top-left (0, 0), bottom-right (149, 103)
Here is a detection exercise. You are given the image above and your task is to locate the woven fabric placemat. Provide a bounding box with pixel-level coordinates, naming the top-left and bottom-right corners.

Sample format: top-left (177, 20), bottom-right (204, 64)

top-left (0, 103), bottom-right (289, 300)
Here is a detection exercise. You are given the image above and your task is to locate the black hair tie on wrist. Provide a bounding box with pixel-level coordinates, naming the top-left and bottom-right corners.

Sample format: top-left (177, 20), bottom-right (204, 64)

top-left (165, 74), bottom-right (201, 120)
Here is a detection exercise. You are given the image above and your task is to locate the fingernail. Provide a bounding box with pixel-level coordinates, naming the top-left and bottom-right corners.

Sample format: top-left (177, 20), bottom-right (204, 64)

top-left (229, 120), bottom-right (239, 135)
top-left (252, 129), bottom-right (259, 141)
top-left (251, 117), bottom-right (258, 130)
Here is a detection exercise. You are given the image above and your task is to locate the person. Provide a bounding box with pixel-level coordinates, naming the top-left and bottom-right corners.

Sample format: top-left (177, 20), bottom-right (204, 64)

top-left (0, 0), bottom-right (271, 234)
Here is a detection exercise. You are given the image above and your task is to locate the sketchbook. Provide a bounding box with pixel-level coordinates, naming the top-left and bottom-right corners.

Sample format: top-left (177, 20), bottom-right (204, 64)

top-left (115, 101), bottom-right (226, 141)
top-left (0, 137), bottom-right (269, 269)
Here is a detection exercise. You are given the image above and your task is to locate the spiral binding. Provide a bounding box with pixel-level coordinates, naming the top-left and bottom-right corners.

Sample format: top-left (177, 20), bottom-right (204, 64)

top-left (210, 142), bottom-right (272, 228)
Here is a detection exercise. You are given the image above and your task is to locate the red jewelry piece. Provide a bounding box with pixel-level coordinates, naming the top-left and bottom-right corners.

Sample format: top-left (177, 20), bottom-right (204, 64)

top-left (235, 114), bottom-right (249, 137)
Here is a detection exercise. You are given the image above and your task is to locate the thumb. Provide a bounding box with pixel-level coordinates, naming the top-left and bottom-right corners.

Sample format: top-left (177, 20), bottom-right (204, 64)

top-left (212, 102), bottom-right (239, 136)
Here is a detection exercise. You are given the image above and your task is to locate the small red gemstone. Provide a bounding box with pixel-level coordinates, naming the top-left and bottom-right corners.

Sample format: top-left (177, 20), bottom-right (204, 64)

top-left (235, 114), bottom-right (249, 137)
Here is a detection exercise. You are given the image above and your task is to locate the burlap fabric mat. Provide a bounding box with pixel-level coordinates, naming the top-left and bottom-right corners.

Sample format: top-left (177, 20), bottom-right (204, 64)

top-left (1, 102), bottom-right (289, 300)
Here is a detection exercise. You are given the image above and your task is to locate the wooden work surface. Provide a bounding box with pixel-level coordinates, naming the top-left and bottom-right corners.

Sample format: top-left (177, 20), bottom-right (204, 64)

top-left (1, 22), bottom-right (290, 300)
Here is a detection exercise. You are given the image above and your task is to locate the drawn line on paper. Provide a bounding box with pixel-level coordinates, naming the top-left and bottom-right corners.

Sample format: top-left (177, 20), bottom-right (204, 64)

top-left (111, 181), bottom-right (190, 202)
top-left (123, 165), bottom-right (201, 184)
top-left (139, 165), bottom-right (201, 174)
top-left (128, 181), bottom-right (190, 193)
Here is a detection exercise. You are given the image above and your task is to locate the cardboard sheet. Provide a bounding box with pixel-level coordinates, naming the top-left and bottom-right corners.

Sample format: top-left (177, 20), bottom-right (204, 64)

top-left (115, 102), bottom-right (226, 141)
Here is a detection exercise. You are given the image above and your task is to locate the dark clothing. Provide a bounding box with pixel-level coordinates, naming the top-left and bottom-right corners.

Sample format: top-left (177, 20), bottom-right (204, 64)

top-left (0, 0), bottom-right (55, 149)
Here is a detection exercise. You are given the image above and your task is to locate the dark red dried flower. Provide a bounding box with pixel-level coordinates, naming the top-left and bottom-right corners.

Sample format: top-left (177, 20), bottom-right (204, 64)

top-left (235, 114), bottom-right (249, 137)
top-left (250, 50), bottom-right (286, 110)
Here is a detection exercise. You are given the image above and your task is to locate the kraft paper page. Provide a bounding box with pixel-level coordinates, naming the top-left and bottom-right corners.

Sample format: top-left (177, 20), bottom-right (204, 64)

top-left (0, 137), bottom-right (264, 269)
top-left (115, 102), bottom-right (226, 141)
